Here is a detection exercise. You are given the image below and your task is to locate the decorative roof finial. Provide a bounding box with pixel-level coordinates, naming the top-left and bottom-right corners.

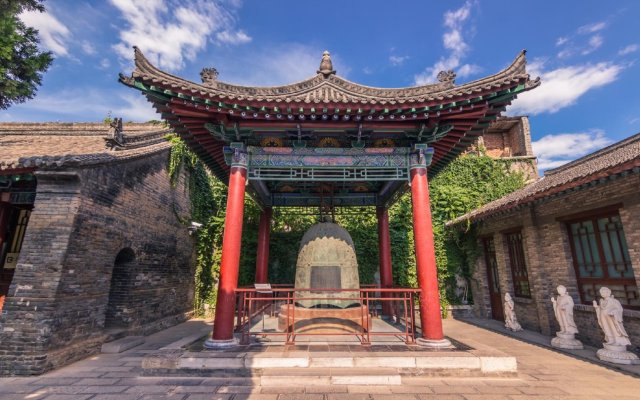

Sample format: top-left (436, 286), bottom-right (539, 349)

top-left (437, 70), bottom-right (456, 84)
top-left (201, 67), bottom-right (219, 87)
top-left (317, 50), bottom-right (336, 77)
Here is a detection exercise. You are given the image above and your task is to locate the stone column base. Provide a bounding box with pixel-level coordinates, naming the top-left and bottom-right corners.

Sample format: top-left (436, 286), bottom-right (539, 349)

top-left (596, 343), bottom-right (640, 365)
top-left (551, 332), bottom-right (583, 350)
top-left (204, 338), bottom-right (238, 350)
top-left (416, 337), bottom-right (453, 348)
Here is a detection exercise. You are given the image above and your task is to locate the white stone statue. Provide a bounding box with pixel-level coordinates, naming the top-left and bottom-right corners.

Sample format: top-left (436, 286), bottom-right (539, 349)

top-left (593, 287), bottom-right (639, 364)
top-left (550, 285), bottom-right (583, 349)
top-left (504, 293), bottom-right (522, 332)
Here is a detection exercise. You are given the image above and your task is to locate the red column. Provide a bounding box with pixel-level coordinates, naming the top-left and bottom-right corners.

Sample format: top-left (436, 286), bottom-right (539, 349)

top-left (211, 166), bottom-right (247, 341)
top-left (410, 166), bottom-right (448, 345)
top-left (376, 207), bottom-right (393, 317)
top-left (255, 207), bottom-right (272, 284)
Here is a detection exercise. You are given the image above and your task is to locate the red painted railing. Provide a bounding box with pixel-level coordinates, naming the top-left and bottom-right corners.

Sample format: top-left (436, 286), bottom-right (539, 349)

top-left (234, 287), bottom-right (420, 345)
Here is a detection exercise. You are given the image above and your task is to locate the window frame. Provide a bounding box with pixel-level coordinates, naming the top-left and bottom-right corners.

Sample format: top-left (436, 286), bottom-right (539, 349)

top-left (564, 208), bottom-right (639, 310)
top-left (503, 228), bottom-right (532, 299)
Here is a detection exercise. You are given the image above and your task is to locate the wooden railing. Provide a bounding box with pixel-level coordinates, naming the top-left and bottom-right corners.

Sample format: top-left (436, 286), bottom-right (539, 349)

top-left (234, 287), bottom-right (421, 345)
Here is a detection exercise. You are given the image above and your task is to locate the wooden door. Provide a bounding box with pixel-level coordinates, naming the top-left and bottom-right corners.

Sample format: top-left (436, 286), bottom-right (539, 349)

top-left (0, 207), bottom-right (30, 311)
top-left (483, 237), bottom-right (504, 321)
top-left (0, 204), bottom-right (11, 311)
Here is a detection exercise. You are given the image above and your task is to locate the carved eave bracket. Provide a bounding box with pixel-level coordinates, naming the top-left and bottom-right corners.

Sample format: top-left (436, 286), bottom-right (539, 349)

top-left (223, 142), bottom-right (248, 168)
top-left (410, 144), bottom-right (435, 169)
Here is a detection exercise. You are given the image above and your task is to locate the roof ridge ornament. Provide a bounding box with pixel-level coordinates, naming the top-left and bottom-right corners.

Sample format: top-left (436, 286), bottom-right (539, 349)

top-left (437, 70), bottom-right (456, 84)
top-left (201, 67), bottom-right (219, 87)
top-left (317, 50), bottom-right (336, 78)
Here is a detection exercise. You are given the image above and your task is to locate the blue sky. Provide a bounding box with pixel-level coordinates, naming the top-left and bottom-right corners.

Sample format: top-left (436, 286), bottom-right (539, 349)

top-left (2, 0), bottom-right (639, 171)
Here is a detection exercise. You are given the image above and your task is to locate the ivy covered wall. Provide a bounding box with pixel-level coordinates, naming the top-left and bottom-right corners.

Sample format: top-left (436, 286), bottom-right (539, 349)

top-left (168, 138), bottom-right (527, 316)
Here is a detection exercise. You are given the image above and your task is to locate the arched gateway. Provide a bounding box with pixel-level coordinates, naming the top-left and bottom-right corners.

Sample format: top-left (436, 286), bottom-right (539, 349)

top-left (119, 48), bottom-right (539, 347)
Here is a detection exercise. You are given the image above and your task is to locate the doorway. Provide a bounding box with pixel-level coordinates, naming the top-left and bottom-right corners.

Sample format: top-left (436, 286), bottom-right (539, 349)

top-left (0, 205), bottom-right (31, 311)
top-left (482, 237), bottom-right (504, 321)
top-left (104, 248), bottom-right (136, 329)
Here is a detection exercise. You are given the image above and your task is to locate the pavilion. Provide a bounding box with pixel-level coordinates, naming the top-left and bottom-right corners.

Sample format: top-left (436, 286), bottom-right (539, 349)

top-left (119, 48), bottom-right (540, 347)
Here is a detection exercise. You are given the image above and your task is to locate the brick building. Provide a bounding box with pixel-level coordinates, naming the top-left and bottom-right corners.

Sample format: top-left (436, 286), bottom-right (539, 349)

top-left (473, 116), bottom-right (538, 182)
top-left (0, 122), bottom-right (196, 375)
top-left (449, 133), bottom-right (640, 348)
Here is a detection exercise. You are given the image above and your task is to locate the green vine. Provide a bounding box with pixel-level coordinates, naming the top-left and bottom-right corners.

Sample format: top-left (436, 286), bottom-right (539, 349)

top-left (168, 134), bottom-right (525, 316)
top-left (429, 153), bottom-right (526, 307)
top-left (167, 136), bottom-right (227, 316)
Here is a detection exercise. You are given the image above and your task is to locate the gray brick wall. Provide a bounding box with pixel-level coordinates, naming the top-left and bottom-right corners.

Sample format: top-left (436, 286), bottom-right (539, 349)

top-left (0, 150), bottom-right (196, 375)
top-left (470, 173), bottom-right (640, 347)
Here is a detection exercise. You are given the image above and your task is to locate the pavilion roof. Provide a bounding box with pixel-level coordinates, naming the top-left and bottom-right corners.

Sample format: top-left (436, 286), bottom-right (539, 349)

top-left (119, 48), bottom-right (539, 207)
top-left (124, 47), bottom-right (538, 106)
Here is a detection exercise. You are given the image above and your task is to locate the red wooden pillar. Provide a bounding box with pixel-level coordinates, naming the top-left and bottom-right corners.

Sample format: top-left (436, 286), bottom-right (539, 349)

top-left (255, 207), bottom-right (272, 284)
top-left (208, 164), bottom-right (247, 345)
top-left (376, 207), bottom-right (393, 317)
top-left (410, 162), bottom-right (451, 347)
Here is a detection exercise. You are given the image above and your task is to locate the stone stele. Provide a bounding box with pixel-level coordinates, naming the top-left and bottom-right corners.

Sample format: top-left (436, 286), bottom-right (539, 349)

top-left (294, 222), bottom-right (360, 309)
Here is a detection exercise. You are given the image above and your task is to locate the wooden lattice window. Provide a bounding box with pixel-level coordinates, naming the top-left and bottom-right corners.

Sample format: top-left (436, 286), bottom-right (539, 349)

top-left (505, 231), bottom-right (531, 298)
top-left (567, 212), bottom-right (639, 308)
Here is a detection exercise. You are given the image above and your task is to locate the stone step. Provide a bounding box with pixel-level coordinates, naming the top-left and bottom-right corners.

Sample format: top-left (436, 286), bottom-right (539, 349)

top-left (175, 354), bottom-right (515, 372)
top-left (260, 368), bottom-right (402, 386)
top-left (101, 336), bottom-right (145, 354)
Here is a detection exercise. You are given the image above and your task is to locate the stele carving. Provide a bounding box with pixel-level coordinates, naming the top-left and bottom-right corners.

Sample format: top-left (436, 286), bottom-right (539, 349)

top-left (593, 287), bottom-right (639, 364)
top-left (550, 285), bottom-right (583, 349)
top-left (504, 293), bottom-right (523, 332)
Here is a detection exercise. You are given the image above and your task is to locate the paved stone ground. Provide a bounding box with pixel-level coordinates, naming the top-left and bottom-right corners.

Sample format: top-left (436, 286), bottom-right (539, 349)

top-left (1, 318), bottom-right (639, 400)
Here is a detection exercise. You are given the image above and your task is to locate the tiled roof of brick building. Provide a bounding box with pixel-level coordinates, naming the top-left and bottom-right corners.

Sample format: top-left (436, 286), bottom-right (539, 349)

top-left (447, 132), bottom-right (640, 225)
top-left (0, 122), bottom-right (172, 171)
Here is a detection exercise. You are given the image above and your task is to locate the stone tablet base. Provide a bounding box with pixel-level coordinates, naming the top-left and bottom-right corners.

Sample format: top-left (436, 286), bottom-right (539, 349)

top-left (277, 304), bottom-right (371, 333)
top-left (551, 332), bottom-right (583, 350)
top-left (596, 343), bottom-right (640, 365)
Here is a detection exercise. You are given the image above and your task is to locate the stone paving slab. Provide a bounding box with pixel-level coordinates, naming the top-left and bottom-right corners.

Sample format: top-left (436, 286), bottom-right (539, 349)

top-left (2, 318), bottom-right (640, 399)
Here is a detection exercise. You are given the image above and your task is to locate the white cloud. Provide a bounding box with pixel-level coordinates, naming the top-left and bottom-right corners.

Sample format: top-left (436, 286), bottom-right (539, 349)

top-left (215, 44), bottom-right (350, 86)
top-left (389, 55), bottom-right (409, 66)
top-left (2, 89), bottom-right (158, 122)
top-left (618, 44), bottom-right (639, 56)
top-left (508, 60), bottom-right (623, 115)
top-left (581, 34), bottom-right (603, 55)
top-left (532, 129), bottom-right (612, 170)
top-left (577, 21), bottom-right (607, 34)
top-left (556, 20), bottom-right (609, 59)
top-left (216, 30), bottom-right (251, 45)
top-left (81, 40), bottom-right (96, 55)
top-left (114, 93), bottom-right (161, 121)
top-left (19, 9), bottom-right (71, 56)
top-left (414, 0), bottom-right (480, 84)
top-left (362, 67), bottom-right (373, 75)
top-left (557, 49), bottom-right (573, 59)
top-left (110, 0), bottom-right (240, 71)
top-left (100, 58), bottom-right (111, 69)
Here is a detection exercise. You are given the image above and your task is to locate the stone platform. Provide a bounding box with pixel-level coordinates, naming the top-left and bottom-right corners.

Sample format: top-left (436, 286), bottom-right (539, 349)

top-left (141, 318), bottom-right (517, 381)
